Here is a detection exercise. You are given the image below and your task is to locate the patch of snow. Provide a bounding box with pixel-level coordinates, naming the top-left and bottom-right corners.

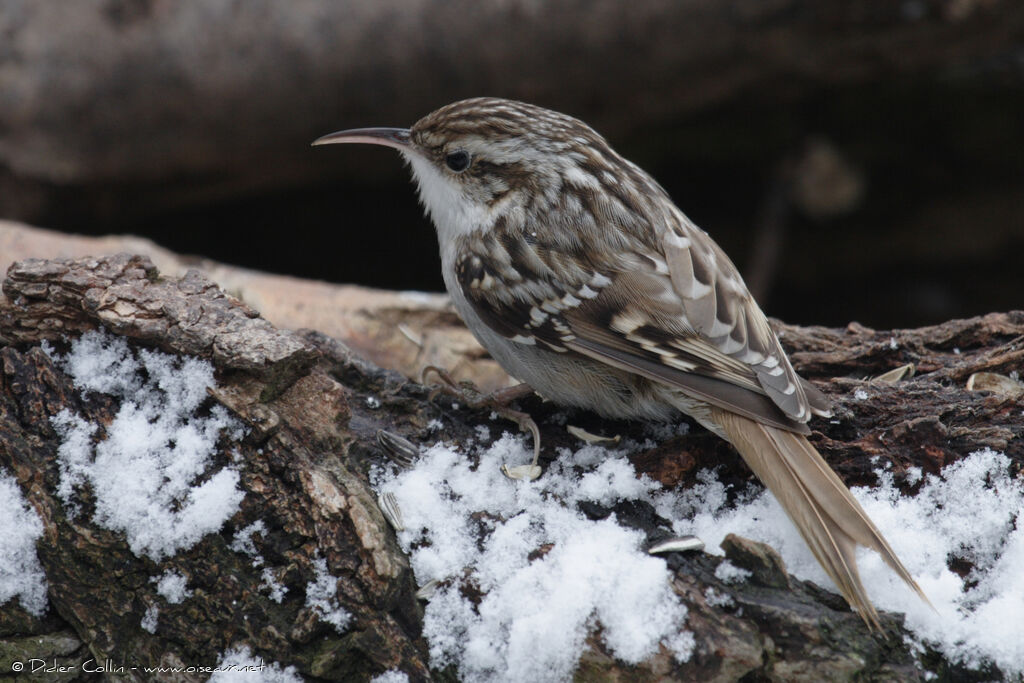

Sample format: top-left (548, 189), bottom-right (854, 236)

top-left (231, 521), bottom-right (268, 567)
top-left (378, 426), bottom-right (1024, 679)
top-left (376, 434), bottom-right (692, 681)
top-left (713, 560), bottom-right (752, 584)
top-left (704, 587), bottom-right (734, 608)
top-left (0, 471), bottom-right (48, 615)
top-left (211, 645), bottom-right (302, 682)
top-left (154, 570), bottom-right (192, 604)
top-left (305, 556), bottom-right (352, 633)
top-left (261, 568), bottom-right (287, 603)
top-left (674, 448), bottom-right (1024, 677)
top-left (49, 331), bottom-right (246, 561)
top-left (141, 605), bottom-right (159, 633)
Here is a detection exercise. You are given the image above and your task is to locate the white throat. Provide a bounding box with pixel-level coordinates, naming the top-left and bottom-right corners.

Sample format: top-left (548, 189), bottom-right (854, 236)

top-left (402, 151), bottom-right (492, 255)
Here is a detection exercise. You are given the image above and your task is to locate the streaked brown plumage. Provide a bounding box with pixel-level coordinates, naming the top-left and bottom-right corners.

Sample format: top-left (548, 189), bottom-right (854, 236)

top-left (314, 97), bottom-right (929, 629)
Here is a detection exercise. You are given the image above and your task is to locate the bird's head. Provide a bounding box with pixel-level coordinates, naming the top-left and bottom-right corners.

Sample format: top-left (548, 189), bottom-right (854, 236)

top-left (313, 98), bottom-right (629, 242)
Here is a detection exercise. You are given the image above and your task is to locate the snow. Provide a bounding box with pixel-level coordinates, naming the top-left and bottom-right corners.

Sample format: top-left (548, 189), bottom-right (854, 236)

top-left (20, 331), bottom-right (1024, 678)
top-left (713, 560), bottom-right (752, 584)
top-left (231, 521), bottom-right (268, 566)
top-left (141, 605), bottom-right (159, 633)
top-left (229, 521), bottom-right (287, 601)
top-left (376, 430), bottom-right (1024, 681)
top-left (374, 434), bottom-right (693, 682)
top-left (371, 671), bottom-right (410, 683)
top-left (671, 447), bottom-right (1024, 678)
top-left (704, 587), bottom-right (735, 608)
top-left (47, 331), bottom-right (246, 561)
top-left (211, 646), bottom-right (302, 682)
top-left (0, 470), bottom-right (49, 616)
top-left (261, 568), bottom-right (287, 603)
top-left (154, 570), bottom-right (192, 604)
top-left (867, 449), bottom-right (1024, 674)
top-left (305, 556), bottom-right (352, 633)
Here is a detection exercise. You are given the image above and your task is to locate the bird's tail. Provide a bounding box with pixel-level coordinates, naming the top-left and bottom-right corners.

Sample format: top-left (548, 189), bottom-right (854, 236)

top-left (710, 407), bottom-right (930, 630)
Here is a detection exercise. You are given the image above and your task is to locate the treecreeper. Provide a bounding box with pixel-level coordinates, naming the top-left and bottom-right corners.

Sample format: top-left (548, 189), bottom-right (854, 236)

top-left (314, 97), bottom-right (930, 629)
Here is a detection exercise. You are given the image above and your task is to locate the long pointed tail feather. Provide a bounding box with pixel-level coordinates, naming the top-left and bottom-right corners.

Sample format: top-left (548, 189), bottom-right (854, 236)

top-left (711, 408), bottom-right (930, 629)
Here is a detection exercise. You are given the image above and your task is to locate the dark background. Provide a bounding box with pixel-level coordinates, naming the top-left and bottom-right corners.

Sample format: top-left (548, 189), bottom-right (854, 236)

top-left (2, 0), bottom-right (1022, 329)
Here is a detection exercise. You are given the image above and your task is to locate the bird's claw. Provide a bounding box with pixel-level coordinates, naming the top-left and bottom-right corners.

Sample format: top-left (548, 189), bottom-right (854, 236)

top-left (498, 407), bottom-right (542, 481)
top-left (421, 365), bottom-right (482, 401)
top-left (421, 366), bottom-right (543, 479)
top-left (501, 463), bottom-right (543, 481)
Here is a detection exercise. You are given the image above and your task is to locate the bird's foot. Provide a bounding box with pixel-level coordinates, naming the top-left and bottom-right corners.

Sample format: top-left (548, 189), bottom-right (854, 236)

top-left (422, 366), bottom-right (542, 480)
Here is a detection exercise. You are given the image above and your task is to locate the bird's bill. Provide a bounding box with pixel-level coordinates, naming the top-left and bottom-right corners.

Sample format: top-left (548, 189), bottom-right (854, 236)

top-left (311, 127), bottom-right (411, 150)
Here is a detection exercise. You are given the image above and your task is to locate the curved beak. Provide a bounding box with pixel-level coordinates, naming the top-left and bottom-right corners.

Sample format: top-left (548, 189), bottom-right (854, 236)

top-left (311, 127), bottom-right (411, 150)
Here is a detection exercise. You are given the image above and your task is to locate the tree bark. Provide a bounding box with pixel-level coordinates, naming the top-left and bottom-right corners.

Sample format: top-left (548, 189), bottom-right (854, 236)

top-left (1, 254), bottom-right (1020, 681)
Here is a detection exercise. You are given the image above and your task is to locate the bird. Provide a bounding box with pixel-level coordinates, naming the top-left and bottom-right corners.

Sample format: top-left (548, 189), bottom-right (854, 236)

top-left (313, 97), bottom-right (928, 629)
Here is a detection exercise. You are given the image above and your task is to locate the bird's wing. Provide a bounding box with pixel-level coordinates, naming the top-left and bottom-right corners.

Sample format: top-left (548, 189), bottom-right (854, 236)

top-left (454, 218), bottom-right (830, 432)
top-left (656, 217), bottom-right (830, 423)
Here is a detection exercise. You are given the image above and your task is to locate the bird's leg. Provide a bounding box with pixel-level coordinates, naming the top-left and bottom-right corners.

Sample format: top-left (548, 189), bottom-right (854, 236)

top-left (421, 366), bottom-right (543, 480)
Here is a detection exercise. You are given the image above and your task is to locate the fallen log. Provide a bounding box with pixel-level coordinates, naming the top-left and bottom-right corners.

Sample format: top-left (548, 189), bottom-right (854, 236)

top-left (1, 254), bottom-right (1020, 681)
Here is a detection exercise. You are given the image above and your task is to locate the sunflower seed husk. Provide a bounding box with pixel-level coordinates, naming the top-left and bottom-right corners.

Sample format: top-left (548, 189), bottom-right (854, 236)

top-left (416, 579), bottom-right (441, 601)
top-left (647, 536), bottom-right (705, 555)
top-left (378, 491), bottom-right (404, 531)
top-left (966, 371), bottom-right (1024, 398)
top-left (376, 430), bottom-right (418, 467)
top-left (566, 424), bottom-right (621, 446)
top-left (872, 363), bottom-right (915, 384)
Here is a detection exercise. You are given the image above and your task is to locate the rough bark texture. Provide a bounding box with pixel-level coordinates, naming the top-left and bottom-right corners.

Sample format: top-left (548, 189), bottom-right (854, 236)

top-left (1, 254), bottom-right (1022, 681)
top-left (0, 220), bottom-right (513, 394)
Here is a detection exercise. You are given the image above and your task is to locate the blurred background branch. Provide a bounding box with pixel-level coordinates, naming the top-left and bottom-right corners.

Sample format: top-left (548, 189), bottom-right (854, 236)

top-left (1, 0), bottom-right (1022, 327)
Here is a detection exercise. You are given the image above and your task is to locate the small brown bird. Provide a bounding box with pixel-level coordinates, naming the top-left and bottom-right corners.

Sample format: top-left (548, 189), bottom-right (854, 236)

top-left (314, 98), bottom-right (928, 629)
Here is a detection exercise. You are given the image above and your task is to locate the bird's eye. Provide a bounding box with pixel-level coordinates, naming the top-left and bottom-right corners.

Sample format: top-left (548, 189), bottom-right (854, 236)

top-left (445, 150), bottom-right (471, 173)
